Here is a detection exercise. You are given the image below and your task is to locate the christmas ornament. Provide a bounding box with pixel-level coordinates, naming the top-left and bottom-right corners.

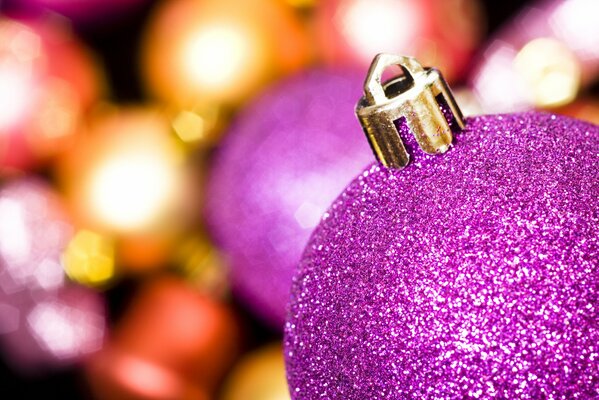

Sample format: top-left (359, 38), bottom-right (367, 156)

top-left (315, 0), bottom-right (484, 82)
top-left (0, 17), bottom-right (103, 173)
top-left (470, 0), bottom-right (599, 112)
top-left (204, 70), bottom-right (373, 327)
top-left (86, 277), bottom-right (239, 398)
top-left (222, 343), bottom-right (290, 400)
top-left (58, 107), bottom-right (185, 235)
top-left (14, 0), bottom-right (148, 24)
top-left (141, 0), bottom-right (311, 109)
top-left (0, 179), bottom-right (106, 371)
top-left (285, 54), bottom-right (598, 398)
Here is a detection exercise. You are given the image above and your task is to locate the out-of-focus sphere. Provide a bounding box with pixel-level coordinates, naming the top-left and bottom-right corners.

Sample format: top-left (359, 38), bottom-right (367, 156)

top-left (0, 17), bottom-right (103, 172)
top-left (0, 180), bottom-right (106, 371)
top-left (1, 283), bottom-right (105, 371)
top-left (141, 0), bottom-right (311, 108)
top-left (222, 343), bottom-right (290, 400)
top-left (204, 70), bottom-right (372, 328)
top-left (59, 107), bottom-right (185, 234)
top-left (285, 113), bottom-right (598, 398)
top-left (315, 0), bottom-right (484, 81)
top-left (87, 277), bottom-right (239, 398)
top-left (15, 0), bottom-right (148, 24)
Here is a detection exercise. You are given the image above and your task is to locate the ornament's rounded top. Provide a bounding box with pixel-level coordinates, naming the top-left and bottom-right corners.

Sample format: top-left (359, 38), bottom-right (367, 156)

top-left (356, 54), bottom-right (465, 169)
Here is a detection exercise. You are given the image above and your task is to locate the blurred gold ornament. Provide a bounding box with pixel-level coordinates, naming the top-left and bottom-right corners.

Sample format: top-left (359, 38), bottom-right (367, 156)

top-left (59, 107), bottom-right (185, 234)
top-left (141, 0), bottom-right (311, 109)
top-left (514, 38), bottom-right (581, 108)
top-left (221, 343), bottom-right (290, 400)
top-left (63, 229), bottom-right (115, 286)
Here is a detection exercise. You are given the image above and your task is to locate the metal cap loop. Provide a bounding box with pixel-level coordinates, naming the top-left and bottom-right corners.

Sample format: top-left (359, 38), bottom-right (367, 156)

top-left (356, 53), bottom-right (465, 169)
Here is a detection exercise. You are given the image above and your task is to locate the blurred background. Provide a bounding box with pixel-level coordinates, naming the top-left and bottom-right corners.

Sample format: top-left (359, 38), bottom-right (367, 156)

top-left (0, 0), bottom-right (597, 398)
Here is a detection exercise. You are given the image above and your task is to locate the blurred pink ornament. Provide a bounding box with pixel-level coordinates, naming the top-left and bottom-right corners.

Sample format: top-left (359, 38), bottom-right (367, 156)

top-left (315, 0), bottom-right (484, 82)
top-left (1, 284), bottom-right (106, 372)
top-left (470, 0), bottom-right (599, 112)
top-left (0, 179), bottom-right (106, 372)
top-left (0, 16), bottom-right (103, 173)
top-left (14, 0), bottom-right (149, 24)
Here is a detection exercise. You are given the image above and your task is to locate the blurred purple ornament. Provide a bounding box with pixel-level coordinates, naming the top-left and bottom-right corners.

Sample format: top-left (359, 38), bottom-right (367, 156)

top-left (285, 55), bottom-right (598, 399)
top-left (204, 70), bottom-right (372, 328)
top-left (470, 0), bottom-right (599, 113)
top-left (0, 179), bottom-right (106, 372)
top-left (14, 0), bottom-right (148, 24)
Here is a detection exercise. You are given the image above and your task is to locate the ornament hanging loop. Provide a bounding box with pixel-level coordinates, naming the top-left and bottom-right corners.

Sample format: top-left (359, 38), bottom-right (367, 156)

top-left (356, 54), bottom-right (465, 169)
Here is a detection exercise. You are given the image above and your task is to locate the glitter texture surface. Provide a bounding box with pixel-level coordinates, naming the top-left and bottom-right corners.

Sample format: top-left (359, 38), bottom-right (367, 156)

top-left (285, 112), bottom-right (599, 399)
top-left (204, 70), bottom-right (372, 327)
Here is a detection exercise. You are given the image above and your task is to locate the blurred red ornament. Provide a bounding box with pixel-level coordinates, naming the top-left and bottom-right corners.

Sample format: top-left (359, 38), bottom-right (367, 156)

top-left (14, 0), bottom-right (149, 24)
top-left (470, 0), bottom-right (599, 112)
top-left (315, 0), bottom-right (484, 81)
top-left (141, 0), bottom-right (312, 109)
top-left (0, 16), bottom-right (103, 173)
top-left (86, 277), bottom-right (239, 399)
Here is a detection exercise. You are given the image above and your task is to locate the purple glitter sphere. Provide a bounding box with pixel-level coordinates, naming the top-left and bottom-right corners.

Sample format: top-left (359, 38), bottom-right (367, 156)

top-left (204, 70), bottom-right (372, 327)
top-left (285, 112), bottom-right (598, 399)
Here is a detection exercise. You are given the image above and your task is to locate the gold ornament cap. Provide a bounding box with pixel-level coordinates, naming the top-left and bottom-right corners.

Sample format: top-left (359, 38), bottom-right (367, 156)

top-left (356, 54), bottom-right (465, 169)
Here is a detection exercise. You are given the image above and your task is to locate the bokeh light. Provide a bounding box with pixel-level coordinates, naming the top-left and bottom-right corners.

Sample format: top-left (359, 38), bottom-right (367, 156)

top-left (25, 286), bottom-right (104, 361)
top-left (0, 179), bottom-right (71, 295)
top-left (63, 230), bottom-right (115, 287)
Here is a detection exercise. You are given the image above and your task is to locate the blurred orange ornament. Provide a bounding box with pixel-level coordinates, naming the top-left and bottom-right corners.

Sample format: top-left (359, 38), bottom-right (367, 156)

top-left (314, 0), bottom-right (484, 81)
top-left (141, 0), bottom-right (311, 110)
top-left (221, 343), bottom-right (290, 400)
top-left (86, 277), bottom-right (240, 399)
top-left (58, 107), bottom-right (186, 235)
top-left (0, 16), bottom-right (104, 173)
top-left (557, 98), bottom-right (599, 126)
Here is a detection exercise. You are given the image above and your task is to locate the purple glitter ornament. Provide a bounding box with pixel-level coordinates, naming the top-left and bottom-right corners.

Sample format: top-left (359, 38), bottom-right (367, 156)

top-left (285, 55), bottom-right (598, 398)
top-left (204, 70), bottom-right (372, 328)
